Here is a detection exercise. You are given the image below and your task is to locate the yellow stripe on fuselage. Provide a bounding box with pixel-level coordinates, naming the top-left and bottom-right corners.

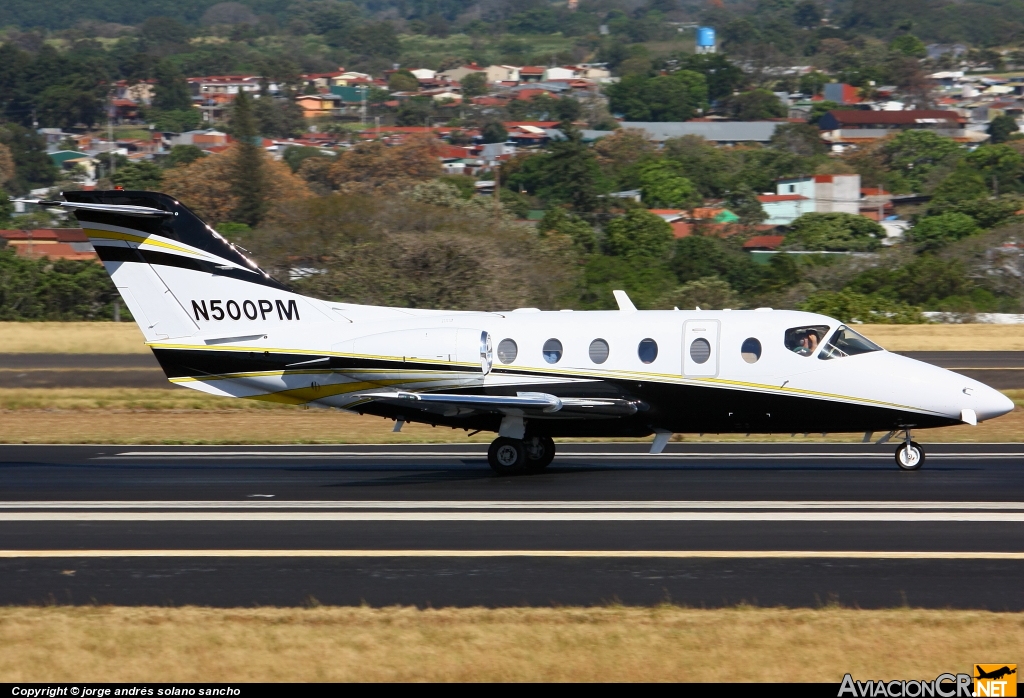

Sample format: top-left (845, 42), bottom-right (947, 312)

top-left (151, 343), bottom-right (937, 416)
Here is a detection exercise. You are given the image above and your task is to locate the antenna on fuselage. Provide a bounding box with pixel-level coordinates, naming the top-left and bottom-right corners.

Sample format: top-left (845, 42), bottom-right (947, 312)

top-left (613, 290), bottom-right (637, 312)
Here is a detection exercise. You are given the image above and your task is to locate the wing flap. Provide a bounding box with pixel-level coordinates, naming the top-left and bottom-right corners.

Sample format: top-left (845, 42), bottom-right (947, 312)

top-left (355, 391), bottom-right (640, 417)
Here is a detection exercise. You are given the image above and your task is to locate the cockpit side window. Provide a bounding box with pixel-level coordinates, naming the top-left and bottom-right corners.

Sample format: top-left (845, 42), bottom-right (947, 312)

top-left (819, 326), bottom-right (883, 360)
top-left (784, 325), bottom-right (830, 357)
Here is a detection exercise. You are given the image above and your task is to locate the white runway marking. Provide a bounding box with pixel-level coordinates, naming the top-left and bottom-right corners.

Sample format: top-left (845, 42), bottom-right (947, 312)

top-left (0, 549), bottom-right (1022, 559)
top-left (1, 500), bottom-right (1023, 510)
top-left (3, 511), bottom-right (1024, 521)
top-left (100, 450), bottom-right (1024, 460)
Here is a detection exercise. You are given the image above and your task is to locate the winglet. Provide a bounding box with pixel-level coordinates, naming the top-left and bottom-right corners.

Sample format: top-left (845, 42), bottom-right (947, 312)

top-left (613, 290), bottom-right (637, 312)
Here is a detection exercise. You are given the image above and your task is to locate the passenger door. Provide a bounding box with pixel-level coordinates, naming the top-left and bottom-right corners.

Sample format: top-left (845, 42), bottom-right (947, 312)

top-left (683, 320), bottom-right (720, 377)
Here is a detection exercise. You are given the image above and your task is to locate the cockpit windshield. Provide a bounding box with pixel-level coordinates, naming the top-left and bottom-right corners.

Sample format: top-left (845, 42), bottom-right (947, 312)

top-left (784, 325), bottom-right (829, 357)
top-left (818, 326), bottom-right (883, 360)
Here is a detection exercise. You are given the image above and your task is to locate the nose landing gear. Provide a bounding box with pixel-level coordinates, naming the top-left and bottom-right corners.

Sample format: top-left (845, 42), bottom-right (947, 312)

top-left (894, 431), bottom-right (925, 471)
top-left (487, 435), bottom-right (556, 475)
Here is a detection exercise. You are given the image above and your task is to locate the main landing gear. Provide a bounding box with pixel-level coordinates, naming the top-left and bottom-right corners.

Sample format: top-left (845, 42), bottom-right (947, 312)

top-left (487, 435), bottom-right (555, 475)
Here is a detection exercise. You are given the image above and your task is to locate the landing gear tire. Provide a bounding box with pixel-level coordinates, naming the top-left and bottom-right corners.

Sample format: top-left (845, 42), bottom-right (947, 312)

top-left (523, 435), bottom-right (555, 472)
top-left (895, 441), bottom-right (925, 471)
top-left (488, 437), bottom-right (528, 475)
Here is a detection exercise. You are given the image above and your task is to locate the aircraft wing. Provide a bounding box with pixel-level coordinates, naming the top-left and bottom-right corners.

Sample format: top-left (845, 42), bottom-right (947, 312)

top-left (354, 391), bottom-right (641, 418)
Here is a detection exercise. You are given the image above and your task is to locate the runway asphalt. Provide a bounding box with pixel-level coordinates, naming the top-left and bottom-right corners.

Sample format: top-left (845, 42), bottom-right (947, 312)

top-left (1, 443), bottom-right (1022, 609)
top-left (4, 351), bottom-right (1024, 388)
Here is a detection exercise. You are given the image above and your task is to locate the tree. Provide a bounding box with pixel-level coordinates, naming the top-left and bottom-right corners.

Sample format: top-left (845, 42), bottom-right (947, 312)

top-left (539, 207), bottom-right (596, 253)
top-left (964, 143), bottom-right (1024, 194)
top-left (808, 100), bottom-right (839, 124)
top-left (152, 60), bottom-right (193, 112)
top-left (396, 97), bottom-right (433, 126)
top-left (253, 95), bottom-right (305, 139)
top-left (480, 121), bottom-right (508, 144)
top-left (785, 212), bottom-right (885, 251)
top-left (671, 235), bottom-right (765, 294)
top-left (722, 89), bottom-right (786, 120)
top-left (165, 145), bottom-right (207, 168)
top-left (388, 70), bottom-right (420, 92)
top-left (988, 114), bottom-right (1020, 144)
top-left (461, 72), bottom-right (487, 98)
top-left (725, 186), bottom-right (768, 227)
top-left (228, 91), bottom-right (268, 226)
top-left (794, 1), bottom-right (823, 28)
top-left (593, 129), bottom-right (656, 181)
top-left (800, 290), bottom-right (924, 324)
top-left (0, 124), bottom-right (57, 195)
top-left (327, 136), bottom-right (442, 194)
top-left (911, 212), bottom-right (982, 251)
top-left (636, 160), bottom-right (699, 208)
top-left (0, 143), bottom-right (14, 188)
top-left (660, 276), bottom-right (741, 310)
top-left (111, 162), bottom-right (163, 190)
top-left (930, 163), bottom-right (989, 206)
top-left (605, 70), bottom-right (708, 121)
top-left (505, 129), bottom-right (611, 211)
top-left (161, 145), bottom-right (311, 225)
top-left (0, 187), bottom-right (13, 226)
top-left (889, 34), bottom-right (927, 58)
top-left (283, 146), bottom-right (330, 173)
top-left (603, 209), bottom-right (674, 259)
top-left (883, 130), bottom-right (963, 193)
top-left (37, 85), bottom-right (102, 129)
top-left (676, 53), bottom-right (745, 102)
top-left (769, 122), bottom-right (827, 157)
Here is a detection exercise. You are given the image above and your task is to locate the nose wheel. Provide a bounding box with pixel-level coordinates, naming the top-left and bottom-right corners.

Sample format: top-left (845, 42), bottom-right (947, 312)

top-left (487, 436), bottom-right (556, 475)
top-left (895, 434), bottom-right (925, 471)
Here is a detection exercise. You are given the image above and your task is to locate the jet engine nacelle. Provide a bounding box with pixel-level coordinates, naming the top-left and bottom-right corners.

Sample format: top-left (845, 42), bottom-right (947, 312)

top-left (335, 328), bottom-right (492, 374)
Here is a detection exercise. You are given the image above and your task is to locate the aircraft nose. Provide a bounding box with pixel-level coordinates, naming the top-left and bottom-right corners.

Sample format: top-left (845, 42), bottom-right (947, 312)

top-left (973, 385), bottom-right (1015, 422)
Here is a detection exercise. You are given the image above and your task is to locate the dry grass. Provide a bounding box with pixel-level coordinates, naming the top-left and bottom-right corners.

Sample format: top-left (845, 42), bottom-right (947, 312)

top-left (0, 606), bottom-right (1020, 682)
top-left (857, 324), bottom-right (1024, 351)
top-left (4, 323), bottom-right (1024, 354)
top-left (0, 322), bottom-right (148, 353)
top-left (1, 387), bottom-right (1023, 443)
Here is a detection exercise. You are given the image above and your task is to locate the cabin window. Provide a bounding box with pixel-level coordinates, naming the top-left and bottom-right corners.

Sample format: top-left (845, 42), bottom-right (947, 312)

top-left (589, 338), bottom-right (610, 364)
top-left (638, 338), bottom-right (658, 364)
top-left (784, 325), bottom-right (829, 357)
top-left (689, 338), bottom-right (710, 364)
top-left (819, 326), bottom-right (883, 360)
top-left (741, 337), bottom-right (762, 363)
top-left (497, 338), bottom-right (518, 364)
top-left (542, 338), bottom-right (563, 364)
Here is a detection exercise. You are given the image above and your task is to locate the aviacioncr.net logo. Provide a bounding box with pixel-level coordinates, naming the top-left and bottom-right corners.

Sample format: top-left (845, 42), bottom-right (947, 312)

top-left (839, 673), bottom-right (973, 697)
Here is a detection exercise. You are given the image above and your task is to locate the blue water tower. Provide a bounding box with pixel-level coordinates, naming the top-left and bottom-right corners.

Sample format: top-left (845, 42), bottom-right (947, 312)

top-left (696, 26), bottom-right (716, 54)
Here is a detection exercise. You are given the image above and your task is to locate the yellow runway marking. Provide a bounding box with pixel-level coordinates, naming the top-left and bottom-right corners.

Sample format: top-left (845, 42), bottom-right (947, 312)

top-left (0, 550), bottom-right (1022, 559)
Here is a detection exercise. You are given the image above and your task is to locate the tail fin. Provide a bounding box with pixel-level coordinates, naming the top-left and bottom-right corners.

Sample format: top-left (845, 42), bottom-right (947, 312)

top-left (63, 190), bottom-right (304, 343)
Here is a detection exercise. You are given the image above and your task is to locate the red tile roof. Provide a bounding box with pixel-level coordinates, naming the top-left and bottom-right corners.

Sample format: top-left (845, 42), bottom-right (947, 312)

top-left (825, 109), bottom-right (964, 125)
top-left (743, 235), bottom-right (786, 250)
top-left (757, 194), bottom-right (809, 202)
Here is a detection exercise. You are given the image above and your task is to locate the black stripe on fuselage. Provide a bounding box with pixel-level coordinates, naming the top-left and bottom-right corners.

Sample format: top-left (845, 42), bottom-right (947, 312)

top-left (149, 347), bottom-right (959, 435)
top-left (94, 244), bottom-right (289, 290)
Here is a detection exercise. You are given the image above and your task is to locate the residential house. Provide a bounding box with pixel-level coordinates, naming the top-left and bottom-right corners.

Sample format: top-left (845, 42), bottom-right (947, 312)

top-left (169, 129), bottom-right (229, 149)
top-left (438, 64), bottom-right (486, 83)
top-left (817, 109), bottom-right (978, 144)
top-left (760, 174), bottom-right (861, 225)
top-left (544, 67), bottom-right (576, 81)
top-left (296, 94), bottom-right (344, 119)
top-left (823, 83), bottom-right (861, 104)
top-left (519, 66), bottom-right (546, 82)
top-left (486, 65), bottom-right (520, 83)
top-left (0, 228), bottom-right (97, 261)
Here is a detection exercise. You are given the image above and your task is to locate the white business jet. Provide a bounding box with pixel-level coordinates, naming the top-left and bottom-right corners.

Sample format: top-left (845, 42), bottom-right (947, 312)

top-left (29, 191), bottom-right (1015, 472)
